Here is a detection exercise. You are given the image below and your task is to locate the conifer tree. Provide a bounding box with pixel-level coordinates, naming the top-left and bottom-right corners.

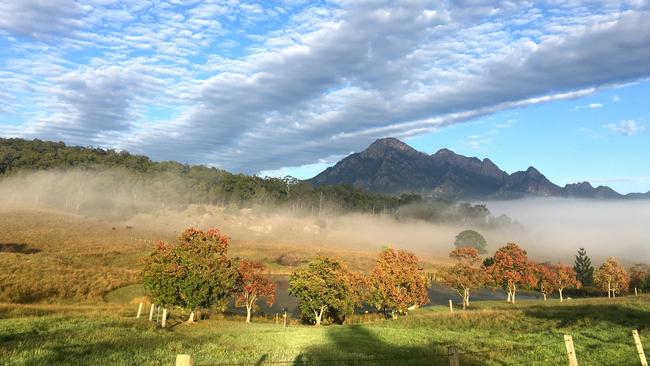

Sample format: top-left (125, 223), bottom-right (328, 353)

top-left (573, 248), bottom-right (594, 286)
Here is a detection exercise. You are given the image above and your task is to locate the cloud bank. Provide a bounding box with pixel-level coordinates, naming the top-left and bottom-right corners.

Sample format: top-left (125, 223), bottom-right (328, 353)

top-left (1, 0), bottom-right (650, 172)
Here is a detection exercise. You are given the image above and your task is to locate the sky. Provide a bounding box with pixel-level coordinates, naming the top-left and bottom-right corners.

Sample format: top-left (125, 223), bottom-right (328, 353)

top-left (0, 0), bottom-right (649, 194)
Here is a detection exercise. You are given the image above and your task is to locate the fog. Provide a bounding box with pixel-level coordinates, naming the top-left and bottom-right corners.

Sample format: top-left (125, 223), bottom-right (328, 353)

top-left (1, 170), bottom-right (649, 266)
top-left (484, 198), bottom-right (650, 265)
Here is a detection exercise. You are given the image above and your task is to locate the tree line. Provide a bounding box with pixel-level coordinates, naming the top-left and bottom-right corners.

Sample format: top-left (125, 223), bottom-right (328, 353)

top-left (0, 137), bottom-right (517, 229)
top-left (142, 227), bottom-right (643, 326)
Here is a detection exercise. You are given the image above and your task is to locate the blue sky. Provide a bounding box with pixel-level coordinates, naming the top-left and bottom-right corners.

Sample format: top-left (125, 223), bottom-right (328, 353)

top-left (1, 0), bottom-right (649, 194)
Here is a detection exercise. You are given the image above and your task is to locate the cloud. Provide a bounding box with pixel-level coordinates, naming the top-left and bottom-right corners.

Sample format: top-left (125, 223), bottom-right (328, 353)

top-left (2, 1), bottom-right (650, 173)
top-left (577, 103), bottom-right (603, 109)
top-left (606, 120), bottom-right (645, 136)
top-left (0, 0), bottom-right (91, 39)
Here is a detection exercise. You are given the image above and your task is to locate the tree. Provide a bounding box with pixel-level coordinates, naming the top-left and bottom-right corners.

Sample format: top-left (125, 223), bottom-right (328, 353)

top-left (630, 264), bottom-right (650, 292)
top-left (487, 243), bottom-right (536, 303)
top-left (534, 262), bottom-right (558, 301)
top-left (454, 230), bottom-right (487, 254)
top-left (142, 227), bottom-right (239, 323)
top-left (369, 248), bottom-right (429, 317)
top-left (555, 263), bottom-right (581, 302)
top-left (443, 247), bottom-right (485, 309)
top-left (593, 257), bottom-right (630, 298)
top-left (235, 260), bottom-right (276, 323)
top-left (573, 248), bottom-right (594, 286)
top-left (288, 256), bottom-right (354, 326)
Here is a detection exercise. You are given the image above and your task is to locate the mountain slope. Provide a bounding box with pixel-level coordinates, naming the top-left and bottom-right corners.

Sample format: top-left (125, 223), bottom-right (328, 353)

top-left (310, 138), bottom-right (635, 199)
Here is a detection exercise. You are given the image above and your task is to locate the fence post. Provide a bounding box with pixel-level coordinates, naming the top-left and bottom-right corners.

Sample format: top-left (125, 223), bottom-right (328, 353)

top-left (632, 330), bottom-right (648, 366)
top-left (635, 288), bottom-right (639, 297)
top-left (161, 308), bottom-right (168, 328)
top-left (149, 303), bottom-right (155, 321)
top-left (564, 334), bottom-right (579, 366)
top-left (283, 311), bottom-right (287, 328)
top-left (447, 345), bottom-right (460, 366)
top-left (449, 300), bottom-right (453, 313)
top-left (136, 302), bottom-right (143, 318)
top-left (176, 354), bottom-right (194, 366)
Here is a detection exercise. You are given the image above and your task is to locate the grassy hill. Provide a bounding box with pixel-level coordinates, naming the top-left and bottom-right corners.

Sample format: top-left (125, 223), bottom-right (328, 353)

top-left (1, 296), bottom-right (648, 365)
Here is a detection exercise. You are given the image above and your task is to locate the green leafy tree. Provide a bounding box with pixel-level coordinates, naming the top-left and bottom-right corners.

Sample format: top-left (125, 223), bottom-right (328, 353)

top-left (573, 248), bottom-right (594, 286)
top-left (454, 230), bottom-right (487, 254)
top-left (288, 256), bottom-right (355, 326)
top-left (142, 227), bottom-right (239, 322)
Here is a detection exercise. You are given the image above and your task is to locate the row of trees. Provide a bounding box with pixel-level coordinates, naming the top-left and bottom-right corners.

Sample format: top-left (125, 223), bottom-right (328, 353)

top-left (142, 228), bottom-right (430, 325)
top-left (142, 227), bottom-right (637, 327)
top-left (443, 243), bottom-right (632, 308)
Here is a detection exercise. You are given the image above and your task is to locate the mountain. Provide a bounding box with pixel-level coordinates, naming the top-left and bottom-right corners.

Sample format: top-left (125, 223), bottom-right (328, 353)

top-left (310, 138), bottom-right (639, 199)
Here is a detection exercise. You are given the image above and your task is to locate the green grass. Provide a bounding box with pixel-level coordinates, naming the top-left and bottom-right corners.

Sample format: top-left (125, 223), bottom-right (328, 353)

top-left (1, 296), bottom-right (648, 366)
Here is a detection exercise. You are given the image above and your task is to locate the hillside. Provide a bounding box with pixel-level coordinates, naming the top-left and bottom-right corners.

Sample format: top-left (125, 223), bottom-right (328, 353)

top-left (310, 138), bottom-right (646, 199)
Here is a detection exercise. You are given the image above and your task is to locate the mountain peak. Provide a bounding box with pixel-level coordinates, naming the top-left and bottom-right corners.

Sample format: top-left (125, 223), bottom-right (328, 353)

top-left (309, 137), bottom-right (629, 199)
top-left (361, 138), bottom-right (423, 159)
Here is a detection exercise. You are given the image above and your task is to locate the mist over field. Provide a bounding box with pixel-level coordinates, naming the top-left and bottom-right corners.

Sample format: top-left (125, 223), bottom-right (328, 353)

top-left (484, 198), bottom-right (650, 264)
top-left (1, 170), bottom-right (648, 266)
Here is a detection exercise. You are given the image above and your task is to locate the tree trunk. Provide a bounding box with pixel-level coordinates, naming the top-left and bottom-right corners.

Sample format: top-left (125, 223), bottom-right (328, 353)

top-left (512, 287), bottom-right (516, 304)
top-left (559, 289), bottom-right (564, 302)
top-left (543, 293), bottom-right (547, 301)
top-left (246, 304), bottom-right (252, 323)
top-left (507, 291), bottom-right (512, 303)
top-left (608, 283), bottom-right (611, 298)
top-left (314, 307), bottom-right (324, 326)
top-left (187, 311), bottom-right (195, 323)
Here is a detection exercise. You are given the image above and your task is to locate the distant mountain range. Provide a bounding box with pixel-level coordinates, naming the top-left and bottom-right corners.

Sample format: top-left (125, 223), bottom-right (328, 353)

top-left (309, 138), bottom-right (650, 200)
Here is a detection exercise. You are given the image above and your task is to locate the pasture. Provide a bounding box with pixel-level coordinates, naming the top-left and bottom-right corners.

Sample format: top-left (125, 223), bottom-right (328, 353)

top-left (1, 296), bottom-right (649, 365)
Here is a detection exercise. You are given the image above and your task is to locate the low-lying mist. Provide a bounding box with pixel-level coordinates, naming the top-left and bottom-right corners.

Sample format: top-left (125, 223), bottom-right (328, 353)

top-left (484, 198), bottom-right (650, 265)
top-left (1, 170), bottom-right (648, 266)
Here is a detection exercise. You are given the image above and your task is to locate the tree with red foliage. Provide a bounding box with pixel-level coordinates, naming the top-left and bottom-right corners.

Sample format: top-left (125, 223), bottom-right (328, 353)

top-left (594, 257), bottom-right (630, 298)
top-left (534, 262), bottom-right (558, 301)
top-left (555, 263), bottom-right (581, 302)
top-left (235, 260), bottom-right (276, 323)
top-left (444, 247), bottom-right (485, 309)
top-left (487, 243), bottom-right (536, 303)
top-left (369, 247), bottom-right (429, 317)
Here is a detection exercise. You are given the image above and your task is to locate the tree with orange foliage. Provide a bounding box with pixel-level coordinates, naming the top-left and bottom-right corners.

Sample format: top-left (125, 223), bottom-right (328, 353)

top-left (369, 247), bottom-right (429, 317)
top-left (594, 257), bottom-right (630, 298)
top-left (444, 247), bottom-right (485, 309)
top-left (534, 262), bottom-right (558, 301)
top-left (487, 243), bottom-right (536, 303)
top-left (555, 263), bottom-right (581, 302)
top-left (235, 260), bottom-right (276, 323)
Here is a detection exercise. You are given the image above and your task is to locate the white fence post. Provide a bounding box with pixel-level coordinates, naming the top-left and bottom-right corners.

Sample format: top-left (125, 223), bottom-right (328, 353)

top-left (564, 334), bottom-right (579, 366)
top-left (633, 330), bottom-right (648, 366)
top-left (176, 354), bottom-right (194, 366)
top-left (136, 302), bottom-right (143, 318)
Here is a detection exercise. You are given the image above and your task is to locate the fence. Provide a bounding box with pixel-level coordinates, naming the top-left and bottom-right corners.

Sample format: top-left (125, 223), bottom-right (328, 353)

top-left (170, 330), bottom-right (647, 366)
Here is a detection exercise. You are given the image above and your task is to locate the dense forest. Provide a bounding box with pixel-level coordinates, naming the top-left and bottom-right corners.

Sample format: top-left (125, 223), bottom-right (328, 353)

top-left (0, 137), bottom-right (518, 228)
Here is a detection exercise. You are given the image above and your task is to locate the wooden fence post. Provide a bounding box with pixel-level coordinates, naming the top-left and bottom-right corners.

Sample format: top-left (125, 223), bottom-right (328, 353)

top-left (564, 334), bottom-right (579, 366)
top-left (283, 311), bottom-right (287, 328)
top-left (635, 288), bottom-right (638, 297)
top-left (149, 303), bottom-right (155, 321)
top-left (176, 354), bottom-right (194, 366)
top-left (136, 302), bottom-right (143, 318)
top-left (161, 308), bottom-right (168, 328)
top-left (447, 345), bottom-right (460, 366)
top-left (632, 330), bottom-right (648, 366)
top-left (449, 300), bottom-right (453, 313)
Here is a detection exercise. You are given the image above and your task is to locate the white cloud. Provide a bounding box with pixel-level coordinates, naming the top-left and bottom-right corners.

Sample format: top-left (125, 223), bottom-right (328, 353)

top-left (2, 1), bottom-right (650, 173)
top-left (606, 120), bottom-right (645, 136)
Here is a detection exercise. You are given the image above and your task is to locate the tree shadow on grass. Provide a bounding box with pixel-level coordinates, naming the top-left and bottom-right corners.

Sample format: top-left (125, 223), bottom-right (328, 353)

top-left (290, 324), bottom-right (488, 366)
top-left (522, 302), bottom-right (650, 330)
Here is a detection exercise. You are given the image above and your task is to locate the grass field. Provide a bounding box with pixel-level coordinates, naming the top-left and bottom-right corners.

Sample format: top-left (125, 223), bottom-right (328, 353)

top-left (1, 296), bottom-right (648, 366)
